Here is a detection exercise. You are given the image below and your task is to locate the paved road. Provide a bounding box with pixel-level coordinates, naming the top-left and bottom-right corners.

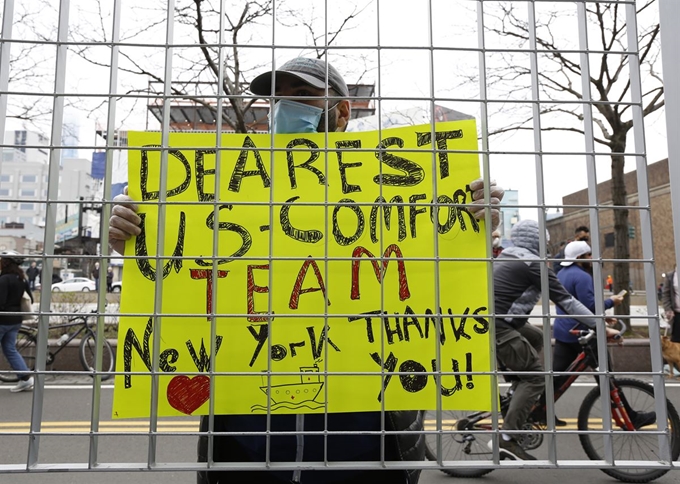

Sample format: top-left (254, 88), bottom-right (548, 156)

top-left (0, 376), bottom-right (679, 483)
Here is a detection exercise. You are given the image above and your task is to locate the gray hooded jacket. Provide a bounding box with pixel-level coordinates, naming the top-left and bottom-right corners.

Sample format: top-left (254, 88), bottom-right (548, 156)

top-left (494, 220), bottom-right (599, 329)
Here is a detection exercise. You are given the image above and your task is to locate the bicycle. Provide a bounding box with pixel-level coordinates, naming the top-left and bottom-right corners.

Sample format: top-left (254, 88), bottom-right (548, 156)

top-left (0, 310), bottom-right (115, 383)
top-left (425, 321), bottom-right (680, 483)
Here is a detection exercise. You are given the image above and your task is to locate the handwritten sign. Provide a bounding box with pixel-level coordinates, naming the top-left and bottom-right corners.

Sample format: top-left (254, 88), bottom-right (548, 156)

top-left (112, 120), bottom-right (492, 418)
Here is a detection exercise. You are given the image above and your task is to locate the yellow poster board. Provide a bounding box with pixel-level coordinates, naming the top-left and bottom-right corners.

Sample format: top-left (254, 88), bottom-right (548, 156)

top-left (112, 120), bottom-right (492, 418)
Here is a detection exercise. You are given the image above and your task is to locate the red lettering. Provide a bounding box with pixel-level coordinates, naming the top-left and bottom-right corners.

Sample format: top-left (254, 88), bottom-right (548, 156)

top-left (350, 244), bottom-right (410, 301)
top-left (289, 258), bottom-right (330, 310)
top-left (247, 264), bottom-right (270, 322)
top-left (190, 269), bottom-right (229, 319)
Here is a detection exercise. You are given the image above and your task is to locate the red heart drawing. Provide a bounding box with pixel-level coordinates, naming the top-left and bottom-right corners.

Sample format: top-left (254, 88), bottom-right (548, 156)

top-left (167, 375), bottom-right (211, 415)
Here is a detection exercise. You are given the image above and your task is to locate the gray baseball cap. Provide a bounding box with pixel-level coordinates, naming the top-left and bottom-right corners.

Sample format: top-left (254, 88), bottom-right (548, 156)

top-left (250, 57), bottom-right (349, 97)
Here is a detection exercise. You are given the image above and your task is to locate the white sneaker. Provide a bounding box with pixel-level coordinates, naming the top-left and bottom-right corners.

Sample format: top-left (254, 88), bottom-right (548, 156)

top-left (10, 377), bottom-right (34, 393)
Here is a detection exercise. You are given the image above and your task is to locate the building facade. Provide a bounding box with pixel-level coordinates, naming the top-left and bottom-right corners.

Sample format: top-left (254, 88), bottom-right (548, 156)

top-left (546, 159), bottom-right (674, 290)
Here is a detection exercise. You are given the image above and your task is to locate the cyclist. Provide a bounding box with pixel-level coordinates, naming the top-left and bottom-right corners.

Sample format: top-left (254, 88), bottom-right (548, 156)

top-left (554, 241), bottom-right (654, 429)
top-left (0, 250), bottom-right (34, 392)
top-left (554, 241), bottom-right (624, 386)
top-left (491, 220), bottom-right (618, 460)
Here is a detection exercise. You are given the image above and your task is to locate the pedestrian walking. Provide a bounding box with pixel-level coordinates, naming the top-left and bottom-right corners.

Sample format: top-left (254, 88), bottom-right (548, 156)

top-left (26, 262), bottom-right (39, 291)
top-left (92, 262), bottom-right (100, 291)
top-left (0, 250), bottom-right (34, 392)
top-left (106, 267), bottom-right (113, 293)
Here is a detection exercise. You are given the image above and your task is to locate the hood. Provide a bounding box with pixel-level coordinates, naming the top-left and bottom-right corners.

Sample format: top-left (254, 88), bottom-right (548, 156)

top-left (510, 219), bottom-right (540, 255)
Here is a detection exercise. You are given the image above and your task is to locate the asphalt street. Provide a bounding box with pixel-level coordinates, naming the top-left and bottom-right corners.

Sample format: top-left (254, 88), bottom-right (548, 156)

top-left (0, 376), bottom-right (679, 484)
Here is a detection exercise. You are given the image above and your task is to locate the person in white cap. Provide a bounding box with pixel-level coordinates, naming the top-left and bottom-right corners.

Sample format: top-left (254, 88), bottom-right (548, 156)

top-left (553, 240), bottom-right (624, 392)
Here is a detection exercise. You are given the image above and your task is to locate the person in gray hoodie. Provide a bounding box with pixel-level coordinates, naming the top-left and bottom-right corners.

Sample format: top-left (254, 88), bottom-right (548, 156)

top-left (491, 220), bottom-right (618, 460)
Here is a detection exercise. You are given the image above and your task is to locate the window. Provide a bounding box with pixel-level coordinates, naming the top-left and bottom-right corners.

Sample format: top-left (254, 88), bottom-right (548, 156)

top-left (0, 175), bottom-right (11, 182)
top-left (21, 175), bottom-right (37, 183)
top-left (605, 232), bottom-right (615, 248)
top-left (20, 189), bottom-right (36, 197)
top-left (0, 188), bottom-right (10, 197)
top-left (19, 203), bottom-right (34, 211)
top-left (0, 217), bottom-right (6, 225)
top-left (0, 203), bottom-right (9, 210)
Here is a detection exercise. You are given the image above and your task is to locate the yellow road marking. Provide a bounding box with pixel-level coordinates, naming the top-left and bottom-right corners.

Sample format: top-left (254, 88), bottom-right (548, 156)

top-left (0, 420), bottom-right (200, 433)
top-left (0, 418), bottom-right (656, 434)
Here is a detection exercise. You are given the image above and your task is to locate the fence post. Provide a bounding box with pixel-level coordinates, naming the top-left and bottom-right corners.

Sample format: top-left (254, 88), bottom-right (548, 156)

top-left (660, 1), bottom-right (680, 272)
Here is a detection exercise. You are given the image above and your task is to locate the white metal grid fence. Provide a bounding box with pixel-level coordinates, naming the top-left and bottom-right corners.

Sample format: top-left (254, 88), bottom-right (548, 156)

top-left (0, 0), bottom-right (677, 480)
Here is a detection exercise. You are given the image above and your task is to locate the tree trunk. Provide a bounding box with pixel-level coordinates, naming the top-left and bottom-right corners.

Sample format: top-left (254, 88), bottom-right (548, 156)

top-left (610, 141), bottom-right (630, 317)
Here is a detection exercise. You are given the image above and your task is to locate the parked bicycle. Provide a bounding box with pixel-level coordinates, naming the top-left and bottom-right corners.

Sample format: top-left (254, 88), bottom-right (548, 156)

top-left (0, 310), bottom-right (115, 382)
top-left (425, 321), bottom-right (680, 483)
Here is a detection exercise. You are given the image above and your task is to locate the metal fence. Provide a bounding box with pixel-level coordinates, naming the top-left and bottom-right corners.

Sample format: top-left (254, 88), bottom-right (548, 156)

top-left (0, 0), bottom-right (678, 480)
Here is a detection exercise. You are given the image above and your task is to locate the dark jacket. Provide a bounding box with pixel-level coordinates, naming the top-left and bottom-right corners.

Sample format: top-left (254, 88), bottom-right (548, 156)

top-left (197, 410), bottom-right (424, 484)
top-left (661, 271), bottom-right (677, 314)
top-left (493, 220), bottom-right (599, 331)
top-left (554, 264), bottom-right (615, 343)
top-left (0, 273), bottom-right (31, 325)
top-left (26, 266), bottom-right (40, 281)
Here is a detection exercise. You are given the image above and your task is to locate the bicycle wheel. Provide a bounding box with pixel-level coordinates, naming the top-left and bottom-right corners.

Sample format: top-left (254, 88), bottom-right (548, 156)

top-left (424, 410), bottom-right (494, 477)
top-left (578, 378), bottom-right (680, 483)
top-left (0, 328), bottom-right (36, 383)
top-left (79, 332), bottom-right (115, 381)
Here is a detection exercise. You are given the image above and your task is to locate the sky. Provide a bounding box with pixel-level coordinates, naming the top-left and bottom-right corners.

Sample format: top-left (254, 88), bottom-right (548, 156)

top-left (3, 0), bottom-right (669, 220)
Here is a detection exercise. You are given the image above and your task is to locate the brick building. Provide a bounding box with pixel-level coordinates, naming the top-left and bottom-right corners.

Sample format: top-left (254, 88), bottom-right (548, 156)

top-left (546, 159), bottom-right (674, 290)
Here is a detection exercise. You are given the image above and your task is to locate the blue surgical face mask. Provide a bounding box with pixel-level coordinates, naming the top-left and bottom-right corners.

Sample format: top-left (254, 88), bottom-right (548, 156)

top-left (268, 99), bottom-right (338, 134)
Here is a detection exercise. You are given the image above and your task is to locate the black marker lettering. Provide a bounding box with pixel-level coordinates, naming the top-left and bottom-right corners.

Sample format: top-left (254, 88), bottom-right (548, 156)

top-left (123, 318), bottom-right (153, 388)
top-left (307, 326), bottom-right (341, 359)
top-left (135, 213), bottom-right (185, 282)
top-left (195, 149), bottom-right (217, 202)
top-left (332, 198), bottom-right (364, 246)
top-left (140, 146), bottom-right (192, 200)
top-left (370, 351), bottom-right (398, 402)
top-left (399, 360), bottom-right (428, 393)
top-left (228, 136), bottom-right (270, 192)
top-left (335, 139), bottom-right (363, 194)
top-left (415, 129), bottom-right (463, 180)
top-left (280, 196), bottom-right (323, 243)
top-left (472, 306), bottom-right (490, 334)
top-left (286, 138), bottom-right (325, 189)
top-left (186, 336), bottom-right (223, 372)
top-left (449, 307), bottom-right (472, 342)
top-left (195, 204), bottom-right (252, 266)
top-left (247, 324), bottom-right (268, 367)
top-left (348, 310), bottom-right (381, 343)
top-left (373, 137), bottom-right (424, 187)
top-left (402, 305), bottom-right (423, 341)
top-left (383, 312), bottom-right (404, 345)
top-left (370, 196), bottom-right (406, 243)
top-left (408, 194), bottom-right (427, 238)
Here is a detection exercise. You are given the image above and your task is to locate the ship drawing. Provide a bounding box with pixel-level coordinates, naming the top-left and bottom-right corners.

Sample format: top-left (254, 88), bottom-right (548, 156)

top-left (260, 365), bottom-right (324, 404)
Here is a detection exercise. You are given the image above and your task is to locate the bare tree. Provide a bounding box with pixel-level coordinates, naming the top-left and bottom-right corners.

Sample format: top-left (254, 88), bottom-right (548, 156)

top-left (66, 0), bottom-right (371, 134)
top-left (2, 2), bottom-right (60, 130)
top-left (478, 1), bottom-right (662, 315)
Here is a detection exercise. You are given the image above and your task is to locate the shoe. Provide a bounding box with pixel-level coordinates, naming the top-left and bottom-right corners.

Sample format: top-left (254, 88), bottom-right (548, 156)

top-left (10, 377), bottom-right (34, 393)
top-left (554, 416), bottom-right (567, 427)
top-left (488, 438), bottom-right (537, 460)
top-left (631, 411), bottom-right (656, 429)
top-left (531, 409), bottom-right (567, 427)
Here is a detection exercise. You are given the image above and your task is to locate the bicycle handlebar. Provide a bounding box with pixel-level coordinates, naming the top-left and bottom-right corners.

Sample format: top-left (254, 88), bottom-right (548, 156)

top-left (569, 319), bottom-right (627, 345)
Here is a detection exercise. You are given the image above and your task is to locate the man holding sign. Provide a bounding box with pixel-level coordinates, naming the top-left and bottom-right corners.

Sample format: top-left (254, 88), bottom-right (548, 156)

top-left (110, 57), bottom-right (504, 484)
